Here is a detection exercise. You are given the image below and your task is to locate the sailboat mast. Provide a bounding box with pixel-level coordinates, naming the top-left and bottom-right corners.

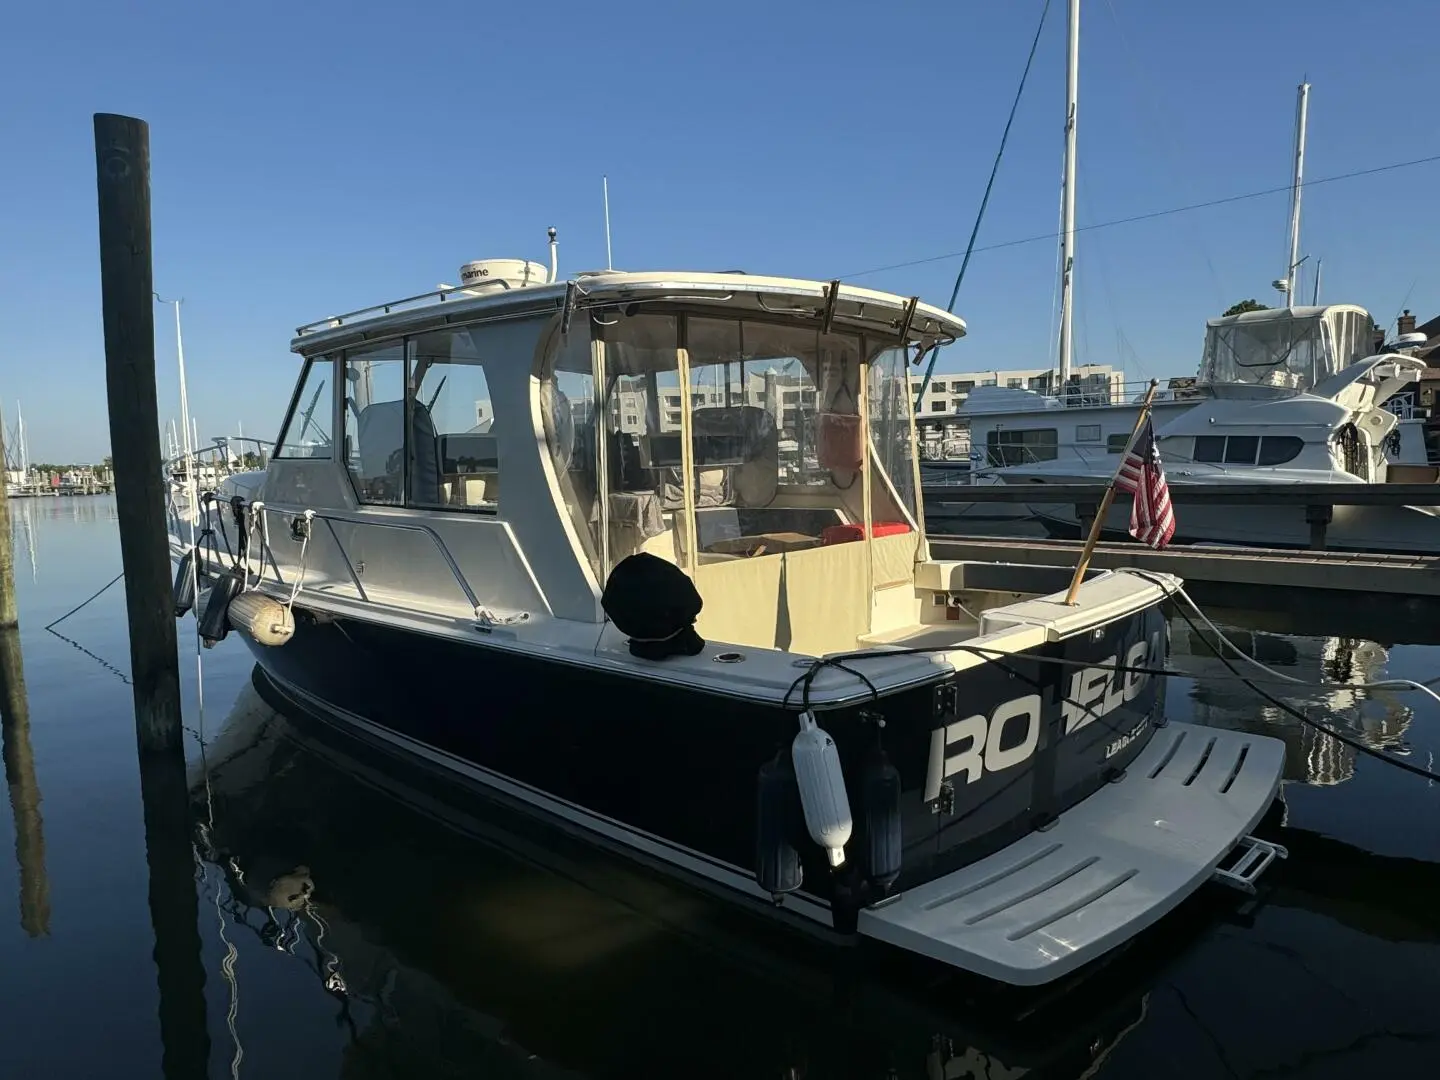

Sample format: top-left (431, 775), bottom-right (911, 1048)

top-left (1284, 81), bottom-right (1310, 303)
top-left (1057, 0), bottom-right (1079, 397)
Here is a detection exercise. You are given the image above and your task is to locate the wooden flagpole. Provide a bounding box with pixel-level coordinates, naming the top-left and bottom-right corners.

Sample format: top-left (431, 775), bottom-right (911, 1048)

top-left (1064, 378), bottom-right (1159, 605)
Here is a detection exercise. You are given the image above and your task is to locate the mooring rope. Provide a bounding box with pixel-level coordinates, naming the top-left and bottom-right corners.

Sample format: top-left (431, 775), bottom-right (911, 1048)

top-left (42, 571), bottom-right (124, 632)
top-left (43, 568), bottom-right (210, 746)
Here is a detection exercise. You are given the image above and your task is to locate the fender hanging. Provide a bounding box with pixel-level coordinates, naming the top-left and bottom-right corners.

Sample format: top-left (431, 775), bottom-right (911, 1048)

top-left (860, 745), bottom-right (902, 894)
top-left (197, 570), bottom-right (243, 648)
top-left (172, 548), bottom-right (197, 619)
top-left (755, 749), bottom-right (804, 899)
top-left (791, 711), bottom-right (853, 868)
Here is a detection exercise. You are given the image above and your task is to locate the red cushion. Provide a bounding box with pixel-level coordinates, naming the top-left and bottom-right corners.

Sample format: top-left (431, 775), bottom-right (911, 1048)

top-left (821, 521), bottom-right (912, 545)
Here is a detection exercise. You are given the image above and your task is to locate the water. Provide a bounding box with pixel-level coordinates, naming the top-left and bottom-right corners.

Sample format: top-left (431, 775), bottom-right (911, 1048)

top-left (2, 496), bottom-right (1438, 1078)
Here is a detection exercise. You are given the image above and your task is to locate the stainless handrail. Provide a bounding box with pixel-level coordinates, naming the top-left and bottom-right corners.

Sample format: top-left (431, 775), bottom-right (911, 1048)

top-left (249, 505), bottom-right (488, 622)
top-left (294, 280), bottom-right (515, 336)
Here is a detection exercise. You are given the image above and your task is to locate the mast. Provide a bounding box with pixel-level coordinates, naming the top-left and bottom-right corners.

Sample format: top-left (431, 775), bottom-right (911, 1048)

top-left (16, 402), bottom-right (26, 481)
top-left (1056, 0), bottom-right (1079, 397)
top-left (1284, 81), bottom-right (1310, 303)
top-left (602, 175), bottom-right (614, 271)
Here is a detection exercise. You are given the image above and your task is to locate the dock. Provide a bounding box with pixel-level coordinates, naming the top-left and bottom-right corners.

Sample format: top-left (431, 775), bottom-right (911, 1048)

top-left (923, 480), bottom-right (1440, 619)
top-left (929, 535), bottom-right (1440, 595)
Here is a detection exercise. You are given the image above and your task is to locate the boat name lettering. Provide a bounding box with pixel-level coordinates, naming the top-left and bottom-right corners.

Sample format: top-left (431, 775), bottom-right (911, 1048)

top-left (923, 628), bottom-right (1162, 801)
top-left (1061, 631), bottom-right (1162, 736)
top-left (924, 694), bottom-right (1042, 800)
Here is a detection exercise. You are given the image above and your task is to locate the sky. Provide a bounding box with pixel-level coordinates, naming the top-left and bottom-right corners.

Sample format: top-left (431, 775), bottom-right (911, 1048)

top-left (0, 0), bottom-right (1435, 463)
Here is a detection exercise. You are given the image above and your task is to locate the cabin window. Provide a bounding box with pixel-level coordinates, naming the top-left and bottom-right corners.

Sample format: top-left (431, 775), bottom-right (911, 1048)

top-left (1223, 435), bottom-right (1260, 465)
top-left (1107, 433), bottom-right (1130, 453)
top-left (869, 344), bottom-right (920, 529)
top-left (985, 428), bottom-right (1058, 466)
top-left (342, 342), bottom-right (408, 504)
top-left (1193, 435), bottom-right (1226, 463)
top-left (1257, 435), bottom-right (1303, 466)
top-left (1076, 424), bottom-right (1101, 443)
top-left (592, 312), bottom-right (913, 574)
top-left (542, 324), bottom-right (602, 574)
top-left (407, 327), bottom-right (498, 511)
top-left (274, 358), bottom-right (334, 459)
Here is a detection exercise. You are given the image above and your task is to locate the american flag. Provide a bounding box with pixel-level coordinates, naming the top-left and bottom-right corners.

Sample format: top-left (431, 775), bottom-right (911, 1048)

top-left (1114, 416), bottom-right (1175, 548)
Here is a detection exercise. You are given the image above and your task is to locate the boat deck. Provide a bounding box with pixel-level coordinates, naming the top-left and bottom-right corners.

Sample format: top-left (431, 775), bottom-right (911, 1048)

top-left (858, 722), bottom-right (1285, 985)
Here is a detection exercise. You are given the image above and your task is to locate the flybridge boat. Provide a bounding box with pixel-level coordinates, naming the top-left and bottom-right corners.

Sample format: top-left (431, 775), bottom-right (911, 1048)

top-left (168, 246), bottom-right (1286, 986)
top-left (986, 306), bottom-right (1439, 551)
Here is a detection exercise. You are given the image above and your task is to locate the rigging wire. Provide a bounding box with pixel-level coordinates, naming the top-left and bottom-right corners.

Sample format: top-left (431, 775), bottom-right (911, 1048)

top-left (913, 0), bottom-right (1053, 409)
top-left (845, 153), bottom-right (1440, 281)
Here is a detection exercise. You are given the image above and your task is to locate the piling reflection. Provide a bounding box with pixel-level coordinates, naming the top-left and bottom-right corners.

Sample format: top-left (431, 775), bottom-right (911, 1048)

top-left (0, 627), bottom-right (48, 937)
top-left (139, 748), bottom-right (211, 1079)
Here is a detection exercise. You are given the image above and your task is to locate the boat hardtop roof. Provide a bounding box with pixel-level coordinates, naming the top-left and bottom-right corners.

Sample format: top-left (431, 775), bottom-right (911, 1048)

top-left (292, 267), bottom-right (968, 355)
top-left (1204, 303), bottom-right (1370, 330)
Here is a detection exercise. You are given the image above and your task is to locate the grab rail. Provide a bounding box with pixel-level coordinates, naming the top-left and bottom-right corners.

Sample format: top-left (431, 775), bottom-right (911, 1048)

top-left (294, 280), bottom-right (516, 337)
top-left (222, 502), bottom-right (495, 624)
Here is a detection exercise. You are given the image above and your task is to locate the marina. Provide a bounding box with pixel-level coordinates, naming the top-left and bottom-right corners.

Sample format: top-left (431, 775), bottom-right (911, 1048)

top-left (3, 495), bottom-right (1439, 1077)
top-left (4, 0), bottom-right (1440, 1075)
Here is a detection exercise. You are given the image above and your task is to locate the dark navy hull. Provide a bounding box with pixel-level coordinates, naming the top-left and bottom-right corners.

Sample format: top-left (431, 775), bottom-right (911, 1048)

top-left (246, 602), bottom-right (1168, 932)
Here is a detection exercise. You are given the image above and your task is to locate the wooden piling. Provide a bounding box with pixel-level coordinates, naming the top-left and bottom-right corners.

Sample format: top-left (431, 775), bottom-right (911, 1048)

top-left (93, 113), bottom-right (182, 754)
top-left (95, 113), bottom-right (211, 1078)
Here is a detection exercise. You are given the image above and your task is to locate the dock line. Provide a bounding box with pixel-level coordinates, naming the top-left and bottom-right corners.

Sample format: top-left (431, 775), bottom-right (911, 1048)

top-left (42, 571), bottom-right (124, 632)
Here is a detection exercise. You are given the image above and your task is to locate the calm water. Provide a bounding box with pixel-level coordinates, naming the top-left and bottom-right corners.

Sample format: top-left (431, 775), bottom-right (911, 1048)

top-left (2, 496), bottom-right (1438, 1078)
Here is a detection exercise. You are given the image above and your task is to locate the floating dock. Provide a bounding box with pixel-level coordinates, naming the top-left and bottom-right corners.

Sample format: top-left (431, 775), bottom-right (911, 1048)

top-left (929, 536), bottom-right (1440, 598)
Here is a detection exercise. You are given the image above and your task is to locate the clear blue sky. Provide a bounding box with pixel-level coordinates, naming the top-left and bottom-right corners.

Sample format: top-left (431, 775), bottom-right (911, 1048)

top-left (1, 0), bottom-right (1435, 462)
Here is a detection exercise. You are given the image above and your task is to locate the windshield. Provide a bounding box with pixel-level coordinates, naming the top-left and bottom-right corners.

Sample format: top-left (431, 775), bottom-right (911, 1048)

top-left (1199, 315), bottom-right (1331, 390)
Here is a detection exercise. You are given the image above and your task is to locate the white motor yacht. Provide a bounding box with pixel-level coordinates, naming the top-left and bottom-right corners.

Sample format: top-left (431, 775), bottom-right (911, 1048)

top-left (986, 306), bottom-right (1438, 551)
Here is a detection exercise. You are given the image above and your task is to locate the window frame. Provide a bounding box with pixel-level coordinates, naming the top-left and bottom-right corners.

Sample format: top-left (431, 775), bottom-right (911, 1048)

top-left (1223, 435), bottom-right (1260, 465)
top-left (273, 355), bottom-right (337, 460)
top-left (1193, 435), bottom-right (1226, 463)
top-left (340, 330), bottom-right (502, 515)
top-left (985, 427), bottom-right (1059, 466)
top-left (1256, 435), bottom-right (1304, 466)
top-left (1076, 423), bottom-right (1102, 443)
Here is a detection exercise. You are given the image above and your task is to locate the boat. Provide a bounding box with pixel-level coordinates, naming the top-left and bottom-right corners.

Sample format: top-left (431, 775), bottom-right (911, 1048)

top-left (934, 68), bottom-right (1436, 538)
top-left (167, 241), bottom-right (1288, 987)
top-left (989, 306), bottom-right (1440, 551)
top-left (184, 669), bottom-right (1253, 1075)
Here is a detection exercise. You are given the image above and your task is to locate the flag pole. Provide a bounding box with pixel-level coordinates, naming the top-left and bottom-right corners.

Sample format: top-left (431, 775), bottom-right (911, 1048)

top-left (1064, 378), bottom-right (1159, 605)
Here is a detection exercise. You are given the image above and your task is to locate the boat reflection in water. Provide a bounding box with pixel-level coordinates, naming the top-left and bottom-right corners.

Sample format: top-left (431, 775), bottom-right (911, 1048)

top-left (190, 667), bottom-right (1273, 1080)
top-left (1167, 621), bottom-right (1413, 787)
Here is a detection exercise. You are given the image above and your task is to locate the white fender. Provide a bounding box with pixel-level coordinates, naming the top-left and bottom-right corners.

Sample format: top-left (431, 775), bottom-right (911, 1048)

top-left (791, 711), bottom-right (853, 867)
top-left (227, 591), bottom-right (295, 647)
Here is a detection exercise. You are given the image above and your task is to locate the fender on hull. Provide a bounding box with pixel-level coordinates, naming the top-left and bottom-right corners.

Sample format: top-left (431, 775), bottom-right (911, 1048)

top-left (244, 602), bottom-right (1168, 929)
